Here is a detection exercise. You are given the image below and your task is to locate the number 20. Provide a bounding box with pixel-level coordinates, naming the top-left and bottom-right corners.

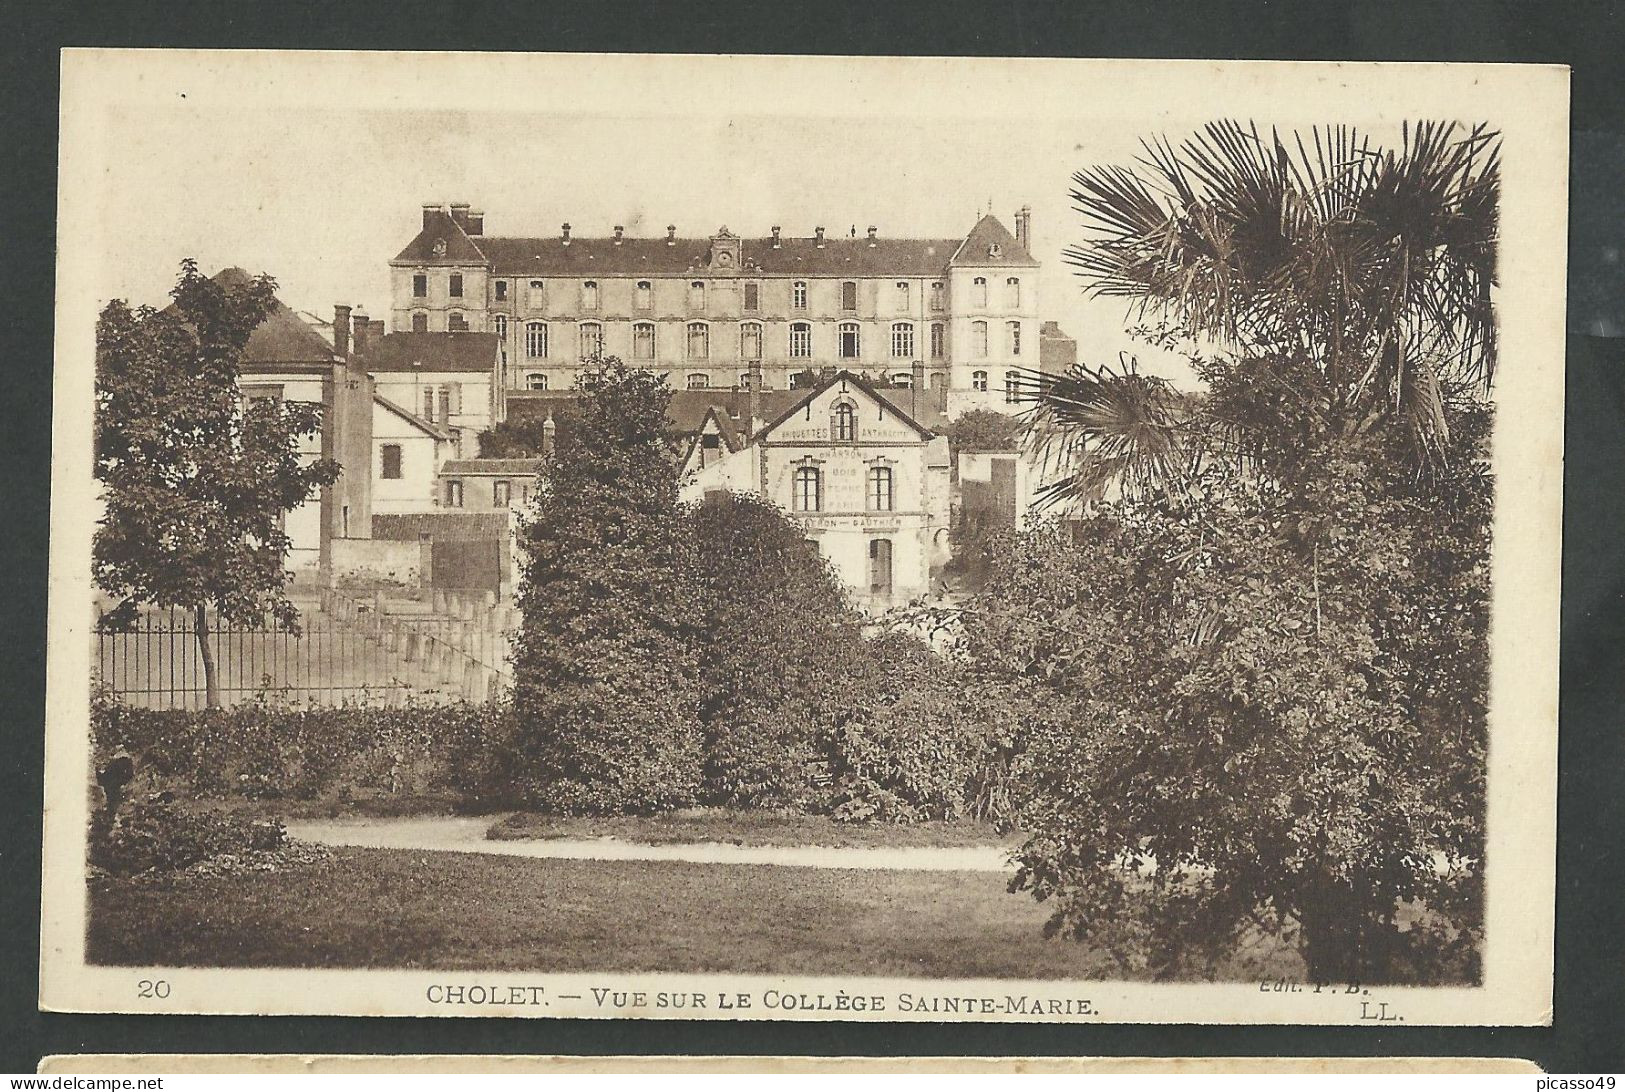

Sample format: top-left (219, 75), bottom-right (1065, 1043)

top-left (137, 979), bottom-right (170, 999)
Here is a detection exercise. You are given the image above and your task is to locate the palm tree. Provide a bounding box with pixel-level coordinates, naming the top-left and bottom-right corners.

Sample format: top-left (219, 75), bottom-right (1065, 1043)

top-left (1024, 120), bottom-right (1500, 502)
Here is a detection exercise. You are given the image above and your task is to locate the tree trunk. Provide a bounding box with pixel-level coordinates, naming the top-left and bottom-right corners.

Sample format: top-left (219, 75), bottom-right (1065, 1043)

top-left (194, 604), bottom-right (220, 709)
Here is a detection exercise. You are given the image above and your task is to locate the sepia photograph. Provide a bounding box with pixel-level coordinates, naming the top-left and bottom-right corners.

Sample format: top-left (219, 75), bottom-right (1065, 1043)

top-left (40, 51), bottom-right (1566, 1025)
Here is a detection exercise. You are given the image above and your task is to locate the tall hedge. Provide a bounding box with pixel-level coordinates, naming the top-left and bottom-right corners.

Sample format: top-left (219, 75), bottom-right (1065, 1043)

top-left (686, 492), bottom-right (863, 807)
top-left (512, 360), bottom-right (704, 814)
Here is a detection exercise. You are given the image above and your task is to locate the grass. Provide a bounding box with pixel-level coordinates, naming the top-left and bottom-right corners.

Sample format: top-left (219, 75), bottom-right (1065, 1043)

top-left (85, 845), bottom-right (1303, 979)
top-left (486, 808), bottom-right (1018, 849)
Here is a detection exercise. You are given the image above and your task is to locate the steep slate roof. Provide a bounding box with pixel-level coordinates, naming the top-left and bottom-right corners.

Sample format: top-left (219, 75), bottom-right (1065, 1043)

top-left (439, 458), bottom-right (544, 476)
top-left (475, 234), bottom-right (966, 278)
top-left (391, 209), bottom-right (490, 265)
top-left (208, 267), bottom-right (339, 370)
top-left (373, 393), bottom-right (452, 440)
top-left (949, 214), bottom-right (1040, 268)
top-left (363, 331), bottom-right (500, 372)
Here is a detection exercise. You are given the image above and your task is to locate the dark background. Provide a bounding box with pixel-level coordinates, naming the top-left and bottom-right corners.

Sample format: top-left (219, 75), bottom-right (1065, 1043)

top-left (3, 0), bottom-right (1621, 1073)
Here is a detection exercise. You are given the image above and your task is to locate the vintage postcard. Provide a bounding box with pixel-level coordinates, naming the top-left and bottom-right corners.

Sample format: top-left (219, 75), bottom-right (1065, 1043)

top-left (41, 50), bottom-right (1566, 1025)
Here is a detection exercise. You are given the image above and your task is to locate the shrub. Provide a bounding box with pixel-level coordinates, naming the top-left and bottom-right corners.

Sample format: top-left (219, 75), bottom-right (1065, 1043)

top-left (92, 800), bottom-right (286, 875)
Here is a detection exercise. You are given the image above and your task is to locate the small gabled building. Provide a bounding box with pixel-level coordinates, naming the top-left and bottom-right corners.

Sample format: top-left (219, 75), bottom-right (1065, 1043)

top-left (681, 370), bottom-right (952, 611)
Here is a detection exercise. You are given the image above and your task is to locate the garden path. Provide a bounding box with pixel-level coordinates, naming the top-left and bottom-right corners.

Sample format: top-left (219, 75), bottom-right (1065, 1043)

top-left (285, 816), bottom-right (1017, 873)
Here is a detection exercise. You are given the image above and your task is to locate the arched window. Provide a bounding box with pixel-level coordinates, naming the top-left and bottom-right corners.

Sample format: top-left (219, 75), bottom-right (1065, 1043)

top-left (525, 372), bottom-right (547, 391)
top-left (868, 466), bottom-right (894, 512)
top-left (1004, 370), bottom-right (1021, 404)
top-left (841, 281), bottom-right (859, 311)
top-left (789, 321), bottom-right (812, 358)
top-left (687, 373), bottom-right (710, 390)
top-left (1007, 320), bottom-right (1022, 356)
top-left (838, 322), bottom-right (860, 359)
top-left (525, 321), bottom-right (547, 358)
top-left (971, 320), bottom-right (988, 358)
top-left (581, 280), bottom-right (599, 310)
top-left (687, 322), bottom-right (710, 359)
top-left (740, 321), bottom-right (762, 361)
top-left (972, 369), bottom-right (988, 392)
top-left (890, 322), bottom-right (914, 358)
top-left (1006, 277), bottom-right (1021, 308)
top-left (972, 276), bottom-right (988, 307)
top-left (411, 312), bottom-right (428, 333)
top-left (792, 281), bottom-right (808, 310)
top-left (579, 321), bottom-right (603, 360)
top-left (895, 281), bottom-right (910, 311)
top-left (930, 322), bottom-right (945, 359)
top-left (635, 280), bottom-right (653, 310)
top-left (632, 322), bottom-right (655, 361)
top-left (832, 401), bottom-right (857, 442)
top-left (689, 281), bottom-right (706, 311)
top-left (793, 466), bottom-right (822, 512)
top-left (448, 311), bottom-right (468, 332)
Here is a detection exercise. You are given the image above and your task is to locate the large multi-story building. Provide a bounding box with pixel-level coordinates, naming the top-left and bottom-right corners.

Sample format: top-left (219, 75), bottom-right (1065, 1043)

top-left (389, 202), bottom-right (1063, 414)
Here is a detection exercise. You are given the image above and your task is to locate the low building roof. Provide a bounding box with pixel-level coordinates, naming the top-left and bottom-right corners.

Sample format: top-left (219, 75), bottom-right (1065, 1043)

top-left (439, 458), bottom-right (545, 476)
top-left (209, 267), bottom-right (339, 370)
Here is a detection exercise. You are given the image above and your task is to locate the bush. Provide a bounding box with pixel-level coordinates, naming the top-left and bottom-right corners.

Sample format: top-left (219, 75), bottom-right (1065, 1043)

top-left (92, 799), bottom-right (285, 875)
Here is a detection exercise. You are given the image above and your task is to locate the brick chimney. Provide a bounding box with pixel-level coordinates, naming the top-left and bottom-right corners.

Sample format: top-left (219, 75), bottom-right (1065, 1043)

top-left (613, 225), bottom-right (624, 244)
top-left (466, 209), bottom-right (484, 236)
top-left (867, 225), bottom-right (877, 245)
top-left (351, 310), bottom-right (370, 355)
top-left (448, 202), bottom-right (471, 230)
top-left (666, 224), bottom-right (676, 245)
top-left (771, 225), bottom-right (781, 248)
top-left (911, 360), bottom-right (925, 418)
top-left (1015, 205), bottom-right (1032, 251)
top-left (421, 203), bottom-right (440, 231)
top-left (561, 222), bottom-right (571, 246)
top-left (369, 319), bottom-right (385, 344)
top-left (815, 226), bottom-right (825, 247)
top-left (333, 304), bottom-right (351, 358)
top-left (748, 364), bottom-right (763, 436)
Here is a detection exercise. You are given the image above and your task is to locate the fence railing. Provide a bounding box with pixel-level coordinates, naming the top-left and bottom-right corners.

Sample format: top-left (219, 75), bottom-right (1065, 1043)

top-left (95, 591), bottom-right (515, 710)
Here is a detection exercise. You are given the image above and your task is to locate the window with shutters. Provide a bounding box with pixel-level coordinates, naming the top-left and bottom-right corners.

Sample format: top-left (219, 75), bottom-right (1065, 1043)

top-left (580, 321), bottom-right (603, 359)
top-left (789, 322), bottom-right (811, 358)
top-left (972, 320), bottom-right (989, 358)
top-left (740, 322), bottom-right (762, 361)
top-left (633, 322), bottom-right (655, 360)
top-left (380, 444), bottom-right (402, 480)
top-left (743, 282), bottom-right (760, 311)
top-left (891, 322), bottom-right (914, 358)
top-left (449, 273), bottom-right (463, 298)
top-left (868, 466), bottom-right (894, 512)
top-left (973, 277), bottom-right (988, 307)
top-left (832, 402), bottom-right (857, 442)
top-left (793, 466), bottom-right (822, 512)
top-left (792, 281), bottom-right (808, 310)
top-left (1008, 320), bottom-right (1022, 356)
top-left (838, 322), bottom-right (860, 359)
top-left (687, 322), bottom-right (710, 359)
top-left (635, 280), bottom-right (652, 310)
top-left (841, 281), bottom-right (858, 311)
top-left (930, 322), bottom-right (945, 359)
top-left (525, 321), bottom-right (547, 358)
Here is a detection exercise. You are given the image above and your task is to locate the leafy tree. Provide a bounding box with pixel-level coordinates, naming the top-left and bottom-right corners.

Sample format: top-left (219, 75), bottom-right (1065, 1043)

top-left (511, 359), bottom-right (704, 814)
top-left (995, 121), bottom-right (1499, 982)
top-left (942, 409), bottom-right (1023, 457)
top-left (93, 261), bottom-right (339, 707)
top-left (686, 492), bottom-right (863, 807)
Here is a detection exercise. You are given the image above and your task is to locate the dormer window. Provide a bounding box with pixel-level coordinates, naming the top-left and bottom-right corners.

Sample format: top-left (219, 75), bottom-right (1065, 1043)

top-left (832, 402), bottom-right (857, 443)
top-left (988, 242), bottom-right (1003, 258)
top-left (432, 238), bottom-right (447, 257)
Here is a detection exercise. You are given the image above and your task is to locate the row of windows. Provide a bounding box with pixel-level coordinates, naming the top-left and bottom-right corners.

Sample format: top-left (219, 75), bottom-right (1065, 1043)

top-left (522, 370), bottom-right (932, 392)
top-left (442, 478), bottom-right (532, 508)
top-left (791, 465), bottom-right (895, 513)
top-left (414, 274), bottom-right (1023, 312)
top-left (487, 319), bottom-right (1020, 361)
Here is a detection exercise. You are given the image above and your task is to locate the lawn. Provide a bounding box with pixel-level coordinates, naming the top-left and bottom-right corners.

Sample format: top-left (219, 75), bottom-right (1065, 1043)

top-left (85, 846), bottom-right (1305, 979)
top-left (486, 808), bottom-right (1017, 849)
